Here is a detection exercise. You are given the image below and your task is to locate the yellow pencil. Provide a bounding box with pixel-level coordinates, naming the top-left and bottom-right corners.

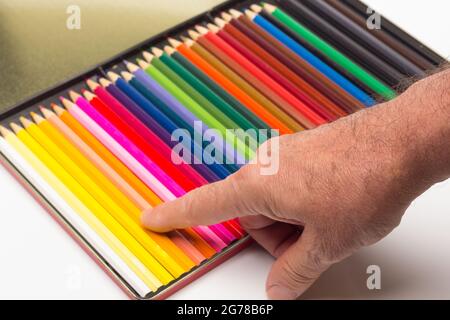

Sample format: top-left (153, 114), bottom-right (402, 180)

top-left (13, 119), bottom-right (178, 281)
top-left (0, 125), bottom-right (161, 292)
top-left (30, 111), bottom-right (195, 271)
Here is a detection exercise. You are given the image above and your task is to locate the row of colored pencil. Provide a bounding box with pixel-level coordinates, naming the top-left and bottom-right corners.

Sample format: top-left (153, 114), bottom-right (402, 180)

top-left (0, 2), bottom-right (438, 297)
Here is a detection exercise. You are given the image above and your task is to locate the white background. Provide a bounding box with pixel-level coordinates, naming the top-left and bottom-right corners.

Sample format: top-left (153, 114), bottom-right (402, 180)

top-left (0, 0), bottom-right (449, 299)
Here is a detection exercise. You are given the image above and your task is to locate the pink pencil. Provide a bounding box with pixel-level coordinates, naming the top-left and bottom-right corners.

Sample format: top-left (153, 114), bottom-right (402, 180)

top-left (60, 96), bottom-right (178, 202)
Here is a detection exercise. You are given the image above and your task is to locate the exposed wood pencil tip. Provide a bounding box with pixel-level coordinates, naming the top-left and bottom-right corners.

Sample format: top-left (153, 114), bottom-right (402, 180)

top-left (167, 37), bottom-right (182, 48)
top-left (107, 71), bottom-right (120, 83)
top-left (187, 29), bottom-right (200, 40)
top-left (214, 17), bottom-right (226, 28)
top-left (221, 11), bottom-right (233, 22)
top-left (142, 51), bottom-right (154, 62)
top-left (262, 2), bottom-right (276, 13)
top-left (245, 9), bottom-right (257, 19)
top-left (121, 71), bottom-right (133, 82)
top-left (19, 116), bottom-right (32, 127)
top-left (82, 90), bottom-right (96, 101)
top-left (99, 77), bottom-right (112, 87)
top-left (40, 107), bottom-right (55, 119)
top-left (86, 78), bottom-right (99, 91)
top-left (136, 58), bottom-right (150, 69)
top-left (0, 125), bottom-right (11, 137)
top-left (229, 9), bottom-right (242, 18)
top-left (30, 111), bottom-right (45, 124)
top-left (69, 90), bottom-right (81, 102)
top-left (164, 45), bottom-right (176, 55)
top-left (125, 60), bottom-right (139, 73)
top-left (250, 4), bottom-right (263, 13)
top-left (52, 104), bottom-right (65, 116)
top-left (151, 47), bottom-right (164, 58)
top-left (9, 122), bottom-right (23, 134)
top-left (195, 25), bottom-right (209, 35)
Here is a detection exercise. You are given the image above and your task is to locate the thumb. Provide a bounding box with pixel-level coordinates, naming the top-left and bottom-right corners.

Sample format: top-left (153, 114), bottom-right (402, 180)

top-left (141, 170), bottom-right (257, 232)
top-left (266, 229), bottom-right (330, 300)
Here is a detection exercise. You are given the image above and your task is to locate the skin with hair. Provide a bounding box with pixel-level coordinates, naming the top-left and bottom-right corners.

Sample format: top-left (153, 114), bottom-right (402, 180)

top-left (142, 67), bottom-right (450, 299)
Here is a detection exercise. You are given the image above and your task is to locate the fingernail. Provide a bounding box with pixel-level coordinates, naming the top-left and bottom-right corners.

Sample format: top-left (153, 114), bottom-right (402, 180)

top-left (267, 285), bottom-right (298, 300)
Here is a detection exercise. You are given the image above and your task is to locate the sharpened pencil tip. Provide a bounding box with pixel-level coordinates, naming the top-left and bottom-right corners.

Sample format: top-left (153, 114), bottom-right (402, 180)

top-left (142, 51), bottom-right (154, 62)
top-left (168, 37), bottom-right (182, 48)
top-left (69, 90), bottom-right (81, 102)
top-left (245, 9), bottom-right (257, 19)
top-left (0, 125), bottom-right (12, 137)
top-left (60, 97), bottom-right (74, 109)
top-left (187, 29), bottom-right (200, 40)
top-left (164, 45), bottom-right (176, 55)
top-left (262, 2), bottom-right (276, 13)
top-left (151, 47), bottom-right (164, 58)
top-left (121, 71), bottom-right (134, 82)
top-left (19, 116), bottom-right (33, 127)
top-left (125, 61), bottom-right (139, 73)
top-left (52, 104), bottom-right (66, 116)
top-left (214, 17), bottom-right (226, 28)
top-left (107, 71), bottom-right (120, 83)
top-left (250, 4), bottom-right (263, 13)
top-left (137, 58), bottom-right (150, 69)
top-left (30, 112), bottom-right (45, 124)
top-left (99, 77), bottom-right (112, 87)
top-left (86, 78), bottom-right (100, 91)
top-left (10, 122), bottom-right (23, 134)
top-left (229, 8), bottom-right (243, 18)
top-left (221, 11), bottom-right (233, 22)
top-left (181, 36), bottom-right (194, 46)
top-left (40, 107), bottom-right (55, 119)
top-left (82, 90), bottom-right (96, 101)
top-left (195, 25), bottom-right (209, 35)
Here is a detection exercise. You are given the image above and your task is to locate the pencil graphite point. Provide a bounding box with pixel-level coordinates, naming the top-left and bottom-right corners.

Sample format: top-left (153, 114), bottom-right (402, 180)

top-left (151, 47), bottom-right (164, 58)
top-left (168, 37), bottom-right (182, 48)
top-left (107, 71), bottom-right (120, 83)
top-left (99, 77), bottom-right (112, 87)
top-left (125, 61), bottom-right (139, 73)
top-left (229, 9), bottom-right (243, 18)
top-left (262, 2), bottom-right (276, 13)
top-left (137, 58), bottom-right (150, 69)
top-left (245, 9), bottom-right (257, 20)
top-left (121, 71), bottom-right (134, 82)
top-left (86, 78), bottom-right (100, 91)
top-left (195, 25), bottom-right (209, 35)
top-left (82, 90), bottom-right (96, 101)
top-left (142, 51), bottom-right (154, 63)
top-left (187, 29), bottom-right (200, 40)
top-left (250, 4), bottom-right (263, 13)
top-left (164, 45), bottom-right (176, 55)
top-left (10, 122), bottom-right (23, 134)
top-left (221, 12), bottom-right (233, 22)
top-left (214, 17), bottom-right (226, 28)
top-left (69, 90), bottom-right (82, 102)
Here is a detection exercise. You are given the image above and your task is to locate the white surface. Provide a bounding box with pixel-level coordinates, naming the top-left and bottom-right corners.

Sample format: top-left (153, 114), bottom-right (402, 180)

top-left (0, 0), bottom-right (449, 300)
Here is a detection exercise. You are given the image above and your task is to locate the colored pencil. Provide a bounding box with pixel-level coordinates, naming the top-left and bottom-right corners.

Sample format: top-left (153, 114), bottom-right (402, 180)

top-left (248, 5), bottom-right (375, 105)
top-left (262, 3), bottom-right (396, 100)
top-left (0, 126), bottom-right (160, 293)
top-left (10, 122), bottom-right (175, 284)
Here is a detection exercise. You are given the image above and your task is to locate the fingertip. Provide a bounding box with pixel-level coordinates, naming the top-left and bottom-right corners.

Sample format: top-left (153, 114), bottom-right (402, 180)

top-left (140, 207), bottom-right (170, 233)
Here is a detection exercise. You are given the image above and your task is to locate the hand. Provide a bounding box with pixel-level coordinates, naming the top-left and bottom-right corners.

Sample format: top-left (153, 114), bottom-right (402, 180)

top-left (141, 68), bottom-right (450, 299)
